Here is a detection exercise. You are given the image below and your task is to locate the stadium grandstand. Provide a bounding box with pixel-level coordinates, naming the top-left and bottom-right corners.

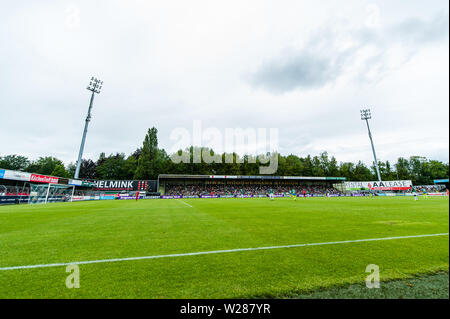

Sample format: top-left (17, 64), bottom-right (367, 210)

top-left (434, 179), bottom-right (449, 190)
top-left (157, 174), bottom-right (346, 197)
top-left (2, 167), bottom-right (448, 204)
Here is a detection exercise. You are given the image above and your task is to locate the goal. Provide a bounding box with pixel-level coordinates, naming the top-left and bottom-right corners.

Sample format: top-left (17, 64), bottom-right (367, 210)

top-left (28, 183), bottom-right (75, 204)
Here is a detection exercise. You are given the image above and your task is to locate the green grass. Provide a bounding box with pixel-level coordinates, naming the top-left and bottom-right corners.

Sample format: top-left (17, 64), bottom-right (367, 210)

top-left (0, 196), bottom-right (448, 298)
top-left (289, 271), bottom-right (449, 299)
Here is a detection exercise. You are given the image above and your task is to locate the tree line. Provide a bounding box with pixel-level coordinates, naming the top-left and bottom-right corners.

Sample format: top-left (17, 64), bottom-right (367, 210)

top-left (1, 127), bottom-right (448, 185)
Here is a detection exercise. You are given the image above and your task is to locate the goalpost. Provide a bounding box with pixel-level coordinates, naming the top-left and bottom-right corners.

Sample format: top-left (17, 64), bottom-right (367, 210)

top-left (28, 183), bottom-right (75, 204)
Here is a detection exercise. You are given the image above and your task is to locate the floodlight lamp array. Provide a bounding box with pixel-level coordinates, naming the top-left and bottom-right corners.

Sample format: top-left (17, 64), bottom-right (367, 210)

top-left (87, 77), bottom-right (103, 94)
top-left (360, 109), bottom-right (371, 120)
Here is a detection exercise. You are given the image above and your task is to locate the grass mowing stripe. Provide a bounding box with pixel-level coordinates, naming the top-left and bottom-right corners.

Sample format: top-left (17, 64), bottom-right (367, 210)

top-left (1, 232), bottom-right (447, 271)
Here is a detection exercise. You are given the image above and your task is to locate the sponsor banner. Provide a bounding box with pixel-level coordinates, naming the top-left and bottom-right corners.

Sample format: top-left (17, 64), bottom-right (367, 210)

top-left (283, 176), bottom-right (326, 180)
top-left (208, 175), bottom-right (338, 181)
top-left (30, 174), bottom-right (59, 184)
top-left (0, 195), bottom-right (30, 204)
top-left (239, 176), bottom-right (259, 179)
top-left (161, 195), bottom-right (182, 199)
top-left (200, 195), bottom-right (219, 198)
top-left (69, 179), bottom-right (83, 186)
top-left (82, 181), bottom-right (96, 187)
top-left (345, 180), bottom-right (412, 191)
top-left (119, 195), bottom-right (145, 200)
top-left (182, 195), bottom-right (200, 199)
top-left (93, 180), bottom-right (157, 192)
top-left (71, 196), bottom-right (94, 201)
top-left (428, 193), bottom-right (448, 196)
top-left (144, 196), bottom-right (161, 199)
top-left (99, 195), bottom-right (115, 200)
top-left (68, 179), bottom-right (96, 187)
top-left (0, 169), bottom-right (5, 179)
top-left (209, 175), bottom-right (239, 179)
top-left (3, 169), bottom-right (32, 182)
top-left (95, 180), bottom-right (133, 189)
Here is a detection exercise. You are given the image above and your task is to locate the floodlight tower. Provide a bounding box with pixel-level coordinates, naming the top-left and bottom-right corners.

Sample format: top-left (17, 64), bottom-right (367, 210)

top-left (360, 109), bottom-right (382, 182)
top-left (74, 77), bottom-right (103, 179)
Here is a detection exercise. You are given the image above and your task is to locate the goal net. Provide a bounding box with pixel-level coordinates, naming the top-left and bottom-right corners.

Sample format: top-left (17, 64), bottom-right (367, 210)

top-left (28, 183), bottom-right (75, 204)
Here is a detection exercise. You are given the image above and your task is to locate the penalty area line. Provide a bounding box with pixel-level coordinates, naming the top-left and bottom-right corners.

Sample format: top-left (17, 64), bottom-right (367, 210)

top-left (178, 199), bottom-right (193, 207)
top-left (0, 232), bottom-right (448, 271)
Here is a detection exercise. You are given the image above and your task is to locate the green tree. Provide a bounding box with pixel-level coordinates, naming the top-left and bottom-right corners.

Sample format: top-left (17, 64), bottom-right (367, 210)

top-left (301, 155), bottom-right (314, 176)
top-left (122, 155), bottom-right (138, 180)
top-left (328, 156), bottom-right (340, 177)
top-left (134, 127), bottom-right (159, 179)
top-left (96, 153), bottom-right (128, 180)
top-left (51, 164), bottom-right (70, 178)
top-left (0, 155), bottom-right (30, 171)
top-left (284, 155), bottom-right (303, 176)
top-left (319, 152), bottom-right (330, 175)
top-left (78, 159), bottom-right (97, 179)
top-left (409, 156), bottom-right (427, 184)
top-left (27, 157), bottom-right (65, 175)
top-left (312, 156), bottom-right (325, 176)
top-left (339, 162), bottom-right (355, 180)
top-left (67, 162), bottom-right (76, 178)
top-left (395, 157), bottom-right (410, 180)
top-left (353, 161), bottom-right (373, 181)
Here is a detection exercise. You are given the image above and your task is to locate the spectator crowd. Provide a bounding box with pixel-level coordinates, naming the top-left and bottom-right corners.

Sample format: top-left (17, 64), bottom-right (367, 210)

top-left (164, 184), bottom-right (342, 197)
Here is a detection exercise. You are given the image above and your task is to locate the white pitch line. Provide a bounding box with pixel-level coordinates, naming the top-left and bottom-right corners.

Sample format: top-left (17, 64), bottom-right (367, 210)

top-left (178, 199), bottom-right (193, 207)
top-left (0, 233), bottom-right (447, 271)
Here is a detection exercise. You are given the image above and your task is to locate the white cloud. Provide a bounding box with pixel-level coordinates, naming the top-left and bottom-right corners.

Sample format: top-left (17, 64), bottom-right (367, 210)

top-left (0, 0), bottom-right (448, 167)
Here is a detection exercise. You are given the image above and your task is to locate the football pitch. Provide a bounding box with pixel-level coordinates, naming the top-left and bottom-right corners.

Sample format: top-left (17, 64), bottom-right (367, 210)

top-left (0, 196), bottom-right (448, 299)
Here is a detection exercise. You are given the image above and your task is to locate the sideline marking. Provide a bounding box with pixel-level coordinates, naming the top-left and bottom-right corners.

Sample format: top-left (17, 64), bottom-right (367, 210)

top-left (178, 199), bottom-right (193, 207)
top-left (0, 233), bottom-right (447, 271)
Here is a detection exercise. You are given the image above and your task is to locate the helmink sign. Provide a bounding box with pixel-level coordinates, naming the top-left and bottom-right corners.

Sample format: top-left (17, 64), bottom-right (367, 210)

top-left (93, 180), bottom-right (157, 192)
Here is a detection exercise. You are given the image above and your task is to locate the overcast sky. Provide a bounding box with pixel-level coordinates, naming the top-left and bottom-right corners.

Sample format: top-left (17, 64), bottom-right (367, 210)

top-left (1, 0), bottom-right (448, 167)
